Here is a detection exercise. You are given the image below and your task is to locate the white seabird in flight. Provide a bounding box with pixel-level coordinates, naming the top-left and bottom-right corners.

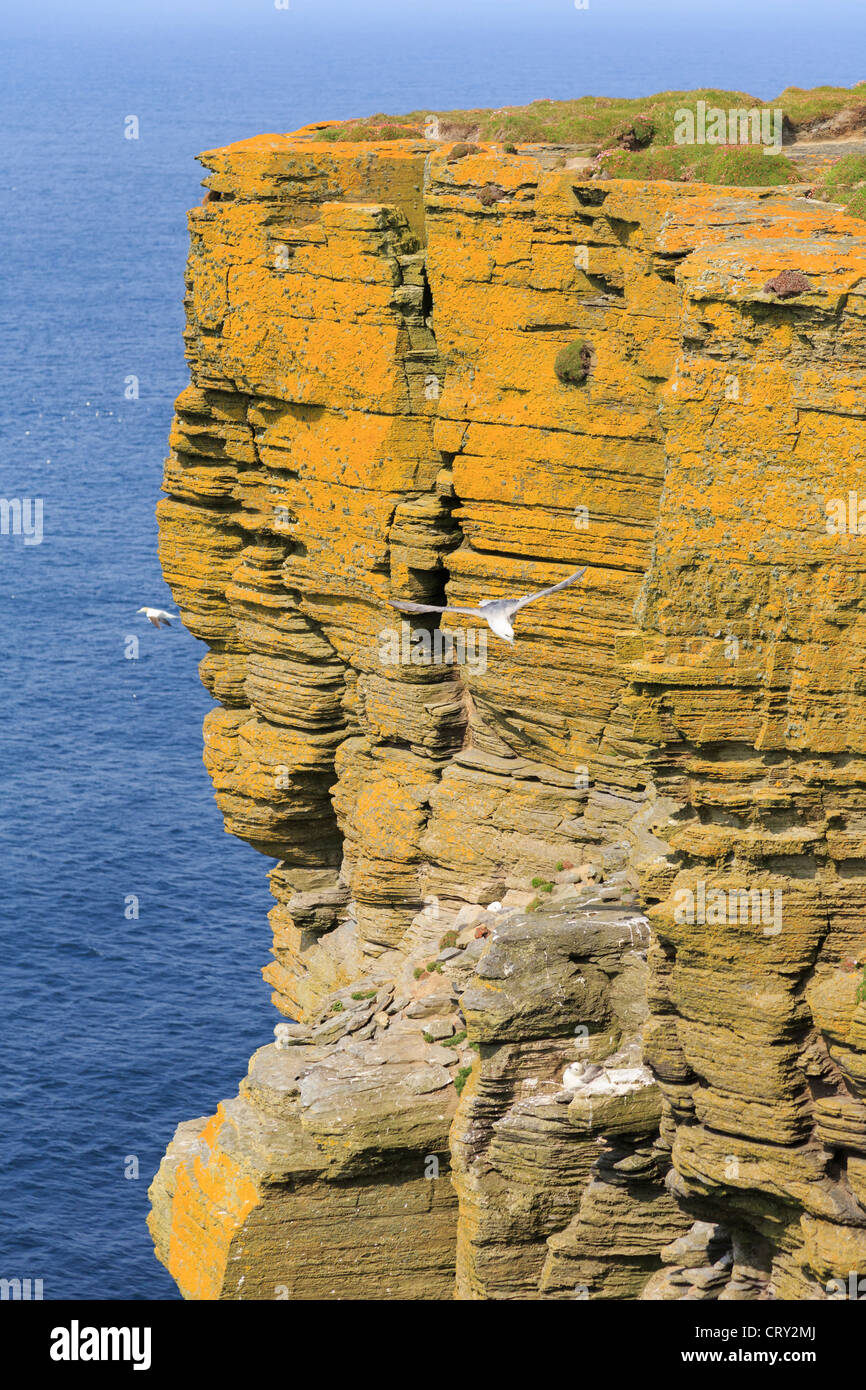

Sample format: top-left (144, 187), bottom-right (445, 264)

top-left (388, 567), bottom-right (587, 643)
top-left (137, 607), bottom-right (178, 629)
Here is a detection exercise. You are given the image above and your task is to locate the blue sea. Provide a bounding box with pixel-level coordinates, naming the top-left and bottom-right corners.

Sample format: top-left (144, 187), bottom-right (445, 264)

top-left (2, 0), bottom-right (865, 1301)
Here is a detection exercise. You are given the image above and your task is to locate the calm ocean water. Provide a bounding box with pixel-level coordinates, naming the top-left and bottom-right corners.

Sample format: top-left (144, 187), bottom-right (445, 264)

top-left (1, 0), bottom-right (864, 1302)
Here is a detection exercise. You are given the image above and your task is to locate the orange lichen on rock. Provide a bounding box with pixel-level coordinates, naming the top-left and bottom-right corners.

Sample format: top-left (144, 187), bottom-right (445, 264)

top-left (150, 129), bottom-right (866, 1299)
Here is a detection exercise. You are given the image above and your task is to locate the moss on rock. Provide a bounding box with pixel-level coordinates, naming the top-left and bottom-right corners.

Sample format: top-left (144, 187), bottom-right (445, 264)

top-left (554, 340), bottom-right (594, 386)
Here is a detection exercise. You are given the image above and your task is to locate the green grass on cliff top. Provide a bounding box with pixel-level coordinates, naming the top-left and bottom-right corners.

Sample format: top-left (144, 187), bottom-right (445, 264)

top-left (311, 85), bottom-right (866, 211)
top-left (816, 153), bottom-right (866, 218)
top-left (594, 144), bottom-right (801, 186)
top-left (313, 84), bottom-right (866, 149)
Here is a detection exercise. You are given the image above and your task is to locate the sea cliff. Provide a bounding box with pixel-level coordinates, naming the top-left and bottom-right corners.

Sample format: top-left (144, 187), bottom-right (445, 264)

top-left (148, 124), bottom-right (866, 1299)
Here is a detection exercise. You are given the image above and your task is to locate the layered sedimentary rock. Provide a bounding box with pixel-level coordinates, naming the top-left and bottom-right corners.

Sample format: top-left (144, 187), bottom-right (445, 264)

top-left (149, 127), bottom-right (866, 1299)
top-left (623, 189), bottom-right (866, 1300)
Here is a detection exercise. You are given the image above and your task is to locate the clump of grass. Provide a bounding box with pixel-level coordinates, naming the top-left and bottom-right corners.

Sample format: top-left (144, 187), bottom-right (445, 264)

top-left (413, 967), bottom-right (427, 980)
top-left (820, 153), bottom-right (866, 190)
top-left (318, 117), bottom-right (424, 142)
top-left (818, 154), bottom-right (866, 223)
top-left (594, 142), bottom-right (799, 187)
top-left (439, 930), bottom-right (459, 950)
top-left (845, 190), bottom-right (866, 219)
top-left (448, 141), bottom-right (481, 160)
top-left (331, 1001), bottom-right (344, 1012)
top-left (701, 146), bottom-right (800, 186)
top-left (442, 1030), bottom-right (468, 1048)
top-left (531, 876), bottom-right (554, 892)
top-left (554, 340), bottom-right (593, 386)
top-left (454, 1066), bottom-right (473, 1095)
top-left (555, 861), bottom-right (564, 873)
top-left (846, 189), bottom-right (866, 220)
top-left (611, 114), bottom-right (654, 150)
top-left (351, 989), bottom-right (377, 1000)
top-left (593, 144), bottom-right (695, 181)
top-left (427, 960), bottom-right (444, 975)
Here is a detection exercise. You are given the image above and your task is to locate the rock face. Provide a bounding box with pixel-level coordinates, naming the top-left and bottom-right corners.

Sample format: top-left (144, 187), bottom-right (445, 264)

top-left (149, 128), bottom-right (866, 1299)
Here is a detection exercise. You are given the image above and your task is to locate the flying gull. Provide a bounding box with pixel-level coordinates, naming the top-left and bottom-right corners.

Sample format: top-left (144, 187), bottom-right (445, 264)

top-left (388, 567), bottom-right (586, 643)
top-left (137, 607), bottom-right (178, 629)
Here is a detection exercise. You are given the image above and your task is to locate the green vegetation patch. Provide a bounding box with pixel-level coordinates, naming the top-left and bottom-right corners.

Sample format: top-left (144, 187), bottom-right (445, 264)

top-left (594, 143), bottom-right (800, 186)
top-left (317, 118), bottom-right (423, 142)
top-left (454, 1065), bottom-right (473, 1095)
top-left (309, 84), bottom-right (866, 153)
top-left (554, 341), bottom-right (593, 386)
top-left (817, 154), bottom-right (866, 222)
top-left (303, 84), bottom-right (866, 215)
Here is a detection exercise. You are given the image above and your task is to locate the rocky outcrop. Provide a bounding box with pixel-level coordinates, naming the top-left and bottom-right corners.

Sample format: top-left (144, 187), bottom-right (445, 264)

top-left (149, 127), bottom-right (866, 1298)
top-left (452, 904), bottom-right (692, 1299)
top-left (149, 887), bottom-right (672, 1299)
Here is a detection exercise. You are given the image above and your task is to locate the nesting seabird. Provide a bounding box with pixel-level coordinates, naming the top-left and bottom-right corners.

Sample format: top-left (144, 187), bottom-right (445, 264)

top-left (388, 567), bottom-right (587, 643)
top-left (137, 607), bottom-right (177, 629)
